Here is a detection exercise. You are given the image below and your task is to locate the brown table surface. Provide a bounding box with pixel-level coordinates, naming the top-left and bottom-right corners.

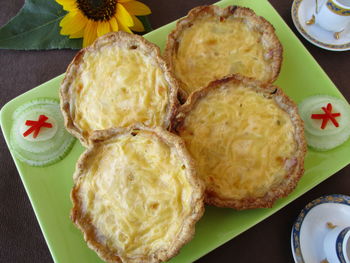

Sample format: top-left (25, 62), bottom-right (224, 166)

top-left (1, 0), bottom-right (349, 262)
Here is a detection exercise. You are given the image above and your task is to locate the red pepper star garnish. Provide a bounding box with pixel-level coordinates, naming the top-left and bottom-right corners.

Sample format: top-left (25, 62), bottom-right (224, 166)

top-left (311, 103), bottom-right (341, 129)
top-left (23, 115), bottom-right (53, 138)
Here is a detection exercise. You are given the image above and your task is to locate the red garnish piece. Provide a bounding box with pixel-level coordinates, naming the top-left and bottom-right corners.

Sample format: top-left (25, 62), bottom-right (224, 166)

top-left (311, 103), bottom-right (341, 129)
top-left (23, 115), bottom-right (53, 138)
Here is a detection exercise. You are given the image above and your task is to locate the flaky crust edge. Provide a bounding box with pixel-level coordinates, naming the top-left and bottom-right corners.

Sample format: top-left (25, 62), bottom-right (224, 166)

top-left (70, 124), bottom-right (205, 263)
top-left (172, 74), bottom-right (307, 210)
top-left (60, 31), bottom-right (180, 147)
top-left (164, 5), bottom-right (283, 99)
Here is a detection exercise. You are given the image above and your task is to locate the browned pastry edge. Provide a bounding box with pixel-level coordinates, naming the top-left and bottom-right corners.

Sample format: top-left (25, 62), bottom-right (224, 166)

top-left (71, 124), bottom-right (205, 263)
top-left (60, 31), bottom-right (180, 147)
top-left (172, 74), bottom-right (307, 210)
top-left (164, 5), bottom-right (283, 100)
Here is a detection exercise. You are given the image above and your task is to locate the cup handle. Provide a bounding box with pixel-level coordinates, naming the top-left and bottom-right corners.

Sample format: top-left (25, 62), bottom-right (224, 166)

top-left (316, 0), bottom-right (327, 14)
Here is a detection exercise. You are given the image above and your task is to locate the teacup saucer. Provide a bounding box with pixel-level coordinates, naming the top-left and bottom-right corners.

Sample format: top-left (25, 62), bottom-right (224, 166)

top-left (291, 194), bottom-right (350, 263)
top-left (291, 0), bottom-right (350, 51)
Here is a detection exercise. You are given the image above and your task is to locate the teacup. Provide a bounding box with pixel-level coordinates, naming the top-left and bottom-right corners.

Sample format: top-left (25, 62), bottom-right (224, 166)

top-left (316, 0), bottom-right (350, 32)
top-left (323, 226), bottom-right (350, 263)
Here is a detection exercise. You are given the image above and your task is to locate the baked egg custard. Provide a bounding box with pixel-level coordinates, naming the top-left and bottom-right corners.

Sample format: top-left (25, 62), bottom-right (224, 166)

top-left (165, 5), bottom-right (282, 96)
top-left (71, 125), bottom-right (204, 263)
top-left (174, 75), bottom-right (306, 209)
top-left (60, 32), bottom-right (179, 146)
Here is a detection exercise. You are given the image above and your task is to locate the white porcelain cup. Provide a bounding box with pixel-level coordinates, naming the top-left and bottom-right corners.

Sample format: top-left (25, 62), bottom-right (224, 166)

top-left (316, 0), bottom-right (350, 32)
top-left (323, 226), bottom-right (350, 263)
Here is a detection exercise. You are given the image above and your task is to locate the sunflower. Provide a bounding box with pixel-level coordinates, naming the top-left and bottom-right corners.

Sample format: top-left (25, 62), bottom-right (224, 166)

top-left (56, 0), bottom-right (151, 47)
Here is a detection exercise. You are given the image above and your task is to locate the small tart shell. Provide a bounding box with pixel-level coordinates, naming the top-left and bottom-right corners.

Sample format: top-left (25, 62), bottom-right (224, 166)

top-left (60, 32), bottom-right (179, 147)
top-left (173, 75), bottom-right (306, 210)
top-left (71, 124), bottom-right (204, 263)
top-left (165, 5), bottom-right (283, 98)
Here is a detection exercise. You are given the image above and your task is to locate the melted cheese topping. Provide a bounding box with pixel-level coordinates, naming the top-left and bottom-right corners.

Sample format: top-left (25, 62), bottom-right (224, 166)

top-left (73, 46), bottom-right (169, 135)
top-left (179, 85), bottom-right (296, 200)
top-left (78, 132), bottom-right (193, 260)
top-left (174, 17), bottom-right (273, 93)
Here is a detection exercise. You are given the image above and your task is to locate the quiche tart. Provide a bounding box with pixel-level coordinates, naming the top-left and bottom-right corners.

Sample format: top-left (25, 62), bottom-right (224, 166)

top-left (71, 125), bottom-right (204, 263)
top-left (165, 5), bottom-right (283, 97)
top-left (173, 75), bottom-right (306, 210)
top-left (60, 32), bottom-right (179, 146)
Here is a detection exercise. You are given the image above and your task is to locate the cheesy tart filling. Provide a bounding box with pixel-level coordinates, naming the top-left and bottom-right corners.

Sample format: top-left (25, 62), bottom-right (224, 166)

top-left (74, 47), bottom-right (169, 133)
top-left (174, 76), bottom-right (306, 209)
top-left (60, 32), bottom-right (179, 146)
top-left (71, 126), bottom-right (204, 263)
top-left (165, 5), bottom-right (282, 96)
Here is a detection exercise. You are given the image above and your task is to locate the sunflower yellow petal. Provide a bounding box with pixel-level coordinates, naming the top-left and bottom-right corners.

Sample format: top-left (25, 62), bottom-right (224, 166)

top-left (56, 0), bottom-right (77, 11)
top-left (130, 15), bottom-right (144, 32)
top-left (109, 17), bottom-right (119, 32)
top-left (97, 21), bottom-right (111, 37)
top-left (116, 3), bottom-right (134, 27)
top-left (69, 28), bottom-right (84, 39)
top-left (116, 16), bottom-right (132, 33)
top-left (60, 11), bottom-right (78, 35)
top-left (83, 20), bottom-right (98, 47)
top-left (122, 1), bottom-right (151, 16)
top-left (60, 12), bottom-right (87, 36)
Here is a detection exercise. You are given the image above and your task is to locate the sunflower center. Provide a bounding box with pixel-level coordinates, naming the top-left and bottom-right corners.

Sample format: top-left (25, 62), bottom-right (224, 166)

top-left (77, 0), bottom-right (117, 21)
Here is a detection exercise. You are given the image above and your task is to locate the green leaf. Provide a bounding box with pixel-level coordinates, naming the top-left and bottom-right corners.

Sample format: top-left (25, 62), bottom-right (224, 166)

top-left (0, 0), bottom-right (153, 50)
top-left (0, 0), bottom-right (82, 50)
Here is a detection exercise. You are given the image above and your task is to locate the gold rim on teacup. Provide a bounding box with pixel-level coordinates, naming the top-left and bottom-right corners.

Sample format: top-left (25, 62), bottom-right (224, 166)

top-left (326, 0), bottom-right (350, 16)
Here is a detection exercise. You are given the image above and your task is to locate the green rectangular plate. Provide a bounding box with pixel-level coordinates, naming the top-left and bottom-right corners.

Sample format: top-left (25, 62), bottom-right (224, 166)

top-left (1, 0), bottom-right (350, 262)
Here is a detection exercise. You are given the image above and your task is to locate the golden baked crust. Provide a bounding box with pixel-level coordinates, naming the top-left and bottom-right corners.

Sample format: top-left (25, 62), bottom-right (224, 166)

top-left (60, 32), bottom-right (179, 147)
top-left (71, 124), bottom-right (204, 263)
top-left (165, 5), bottom-right (283, 97)
top-left (173, 75), bottom-right (306, 210)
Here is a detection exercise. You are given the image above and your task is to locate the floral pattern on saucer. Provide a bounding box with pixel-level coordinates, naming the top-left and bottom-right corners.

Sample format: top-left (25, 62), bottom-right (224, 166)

top-left (292, 0), bottom-right (350, 51)
top-left (291, 194), bottom-right (350, 263)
